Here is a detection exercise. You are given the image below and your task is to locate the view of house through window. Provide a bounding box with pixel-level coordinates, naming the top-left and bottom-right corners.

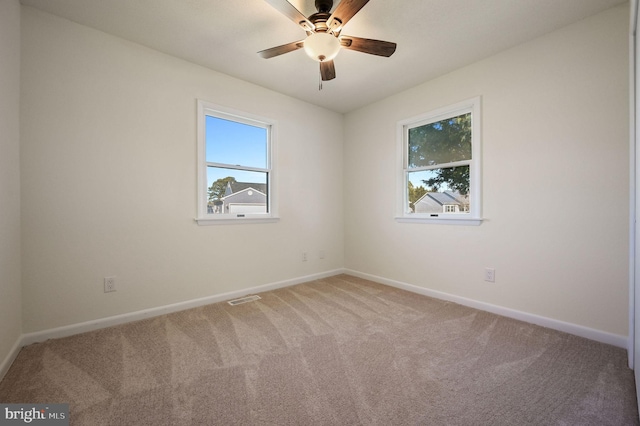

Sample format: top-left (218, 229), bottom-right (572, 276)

top-left (399, 97), bottom-right (481, 223)
top-left (407, 112), bottom-right (471, 214)
top-left (198, 102), bottom-right (273, 220)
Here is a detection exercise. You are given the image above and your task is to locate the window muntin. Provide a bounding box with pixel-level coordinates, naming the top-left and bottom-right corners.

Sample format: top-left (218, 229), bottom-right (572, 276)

top-left (197, 101), bottom-right (276, 223)
top-left (398, 97), bottom-right (481, 224)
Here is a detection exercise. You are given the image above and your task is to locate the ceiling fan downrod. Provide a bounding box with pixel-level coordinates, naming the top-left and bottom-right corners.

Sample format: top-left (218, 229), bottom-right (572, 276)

top-left (315, 0), bottom-right (333, 14)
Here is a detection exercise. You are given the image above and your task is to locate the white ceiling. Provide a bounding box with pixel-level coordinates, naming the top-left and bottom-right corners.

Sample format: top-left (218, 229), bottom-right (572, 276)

top-left (20, 0), bottom-right (627, 113)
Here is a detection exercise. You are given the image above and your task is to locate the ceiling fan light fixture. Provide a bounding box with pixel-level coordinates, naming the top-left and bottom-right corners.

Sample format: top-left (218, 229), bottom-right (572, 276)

top-left (303, 32), bottom-right (340, 62)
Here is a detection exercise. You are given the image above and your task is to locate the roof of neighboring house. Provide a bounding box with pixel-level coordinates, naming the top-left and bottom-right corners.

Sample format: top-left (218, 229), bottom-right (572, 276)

top-left (446, 191), bottom-right (469, 205)
top-left (428, 192), bottom-right (459, 206)
top-left (225, 181), bottom-right (267, 196)
top-left (416, 190), bottom-right (467, 206)
top-left (221, 187), bottom-right (266, 203)
top-left (414, 195), bottom-right (444, 212)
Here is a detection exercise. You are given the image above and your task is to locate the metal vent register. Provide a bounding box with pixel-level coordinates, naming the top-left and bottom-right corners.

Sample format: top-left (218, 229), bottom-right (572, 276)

top-left (227, 295), bottom-right (261, 306)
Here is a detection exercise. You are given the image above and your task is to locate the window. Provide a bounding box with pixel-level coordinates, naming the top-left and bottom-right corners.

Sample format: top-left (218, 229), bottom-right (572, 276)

top-left (196, 100), bottom-right (277, 224)
top-left (397, 97), bottom-right (482, 225)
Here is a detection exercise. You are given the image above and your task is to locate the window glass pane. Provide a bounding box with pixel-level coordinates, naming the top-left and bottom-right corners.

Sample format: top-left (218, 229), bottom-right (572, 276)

top-left (205, 115), bottom-right (267, 168)
top-left (408, 167), bottom-right (470, 214)
top-left (206, 167), bottom-right (268, 214)
top-left (408, 112), bottom-right (471, 168)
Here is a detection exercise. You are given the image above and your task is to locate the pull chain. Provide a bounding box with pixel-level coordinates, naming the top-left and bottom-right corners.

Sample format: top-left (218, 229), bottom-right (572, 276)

top-left (318, 70), bottom-right (323, 91)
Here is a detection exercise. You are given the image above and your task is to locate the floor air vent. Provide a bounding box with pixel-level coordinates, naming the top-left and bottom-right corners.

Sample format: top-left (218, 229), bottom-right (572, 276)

top-left (227, 295), bottom-right (261, 306)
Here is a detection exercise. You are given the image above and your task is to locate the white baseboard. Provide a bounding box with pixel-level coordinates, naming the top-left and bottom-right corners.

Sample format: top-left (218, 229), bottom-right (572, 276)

top-left (345, 269), bottom-right (628, 349)
top-left (1, 269), bottom-right (343, 380)
top-left (20, 269), bottom-right (346, 347)
top-left (0, 336), bottom-right (23, 383)
top-left (1, 266), bottom-right (626, 382)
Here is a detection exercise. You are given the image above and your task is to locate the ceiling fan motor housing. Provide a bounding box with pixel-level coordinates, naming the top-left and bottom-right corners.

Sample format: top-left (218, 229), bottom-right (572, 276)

top-left (308, 12), bottom-right (332, 32)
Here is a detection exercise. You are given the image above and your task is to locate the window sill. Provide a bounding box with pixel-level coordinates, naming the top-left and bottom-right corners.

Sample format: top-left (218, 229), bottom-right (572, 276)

top-left (395, 216), bottom-right (483, 226)
top-left (195, 216), bottom-right (280, 226)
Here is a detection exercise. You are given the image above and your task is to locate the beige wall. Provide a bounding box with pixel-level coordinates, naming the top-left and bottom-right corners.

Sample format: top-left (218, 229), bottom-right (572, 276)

top-left (0, 0), bottom-right (22, 369)
top-left (344, 5), bottom-right (630, 336)
top-left (20, 7), bottom-right (344, 332)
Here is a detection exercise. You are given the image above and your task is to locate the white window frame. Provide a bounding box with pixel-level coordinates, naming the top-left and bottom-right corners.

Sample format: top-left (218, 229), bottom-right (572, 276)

top-left (396, 97), bottom-right (482, 225)
top-left (195, 100), bottom-right (278, 225)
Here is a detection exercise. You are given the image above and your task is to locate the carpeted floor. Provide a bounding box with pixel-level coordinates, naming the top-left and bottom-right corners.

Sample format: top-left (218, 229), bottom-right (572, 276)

top-left (0, 274), bottom-right (638, 425)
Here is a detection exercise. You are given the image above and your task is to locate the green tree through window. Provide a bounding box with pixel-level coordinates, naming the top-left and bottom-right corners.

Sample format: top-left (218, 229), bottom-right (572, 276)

top-left (408, 113), bottom-right (471, 195)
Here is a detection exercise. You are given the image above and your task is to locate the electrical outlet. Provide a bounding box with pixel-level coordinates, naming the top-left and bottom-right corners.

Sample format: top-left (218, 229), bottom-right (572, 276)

top-left (484, 268), bottom-right (495, 283)
top-left (302, 252), bottom-right (308, 262)
top-left (104, 276), bottom-right (116, 293)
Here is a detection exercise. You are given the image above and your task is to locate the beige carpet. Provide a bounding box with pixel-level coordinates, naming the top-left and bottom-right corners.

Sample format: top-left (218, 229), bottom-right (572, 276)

top-left (0, 274), bottom-right (638, 425)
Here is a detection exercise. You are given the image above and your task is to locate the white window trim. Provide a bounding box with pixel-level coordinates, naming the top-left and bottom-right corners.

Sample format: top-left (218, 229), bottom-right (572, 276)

top-left (395, 96), bottom-right (483, 226)
top-left (195, 100), bottom-right (278, 225)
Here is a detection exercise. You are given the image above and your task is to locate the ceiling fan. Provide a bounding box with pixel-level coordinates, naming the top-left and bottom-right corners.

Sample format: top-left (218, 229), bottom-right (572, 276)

top-left (258, 0), bottom-right (396, 82)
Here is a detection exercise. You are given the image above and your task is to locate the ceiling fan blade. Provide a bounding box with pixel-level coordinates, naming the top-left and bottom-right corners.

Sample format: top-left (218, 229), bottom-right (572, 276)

top-left (340, 36), bottom-right (396, 57)
top-left (264, 0), bottom-right (315, 32)
top-left (258, 40), bottom-right (304, 59)
top-left (320, 60), bottom-right (336, 81)
top-left (327, 0), bottom-right (369, 31)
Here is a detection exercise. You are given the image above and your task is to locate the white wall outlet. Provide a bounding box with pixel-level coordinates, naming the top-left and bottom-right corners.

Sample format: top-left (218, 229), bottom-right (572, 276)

top-left (302, 252), bottom-right (308, 262)
top-left (104, 276), bottom-right (116, 293)
top-left (484, 268), bottom-right (495, 283)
